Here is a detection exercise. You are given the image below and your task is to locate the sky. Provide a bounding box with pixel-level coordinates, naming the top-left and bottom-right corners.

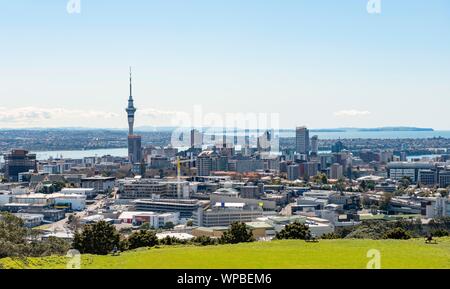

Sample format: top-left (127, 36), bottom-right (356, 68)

top-left (1, 0), bottom-right (450, 130)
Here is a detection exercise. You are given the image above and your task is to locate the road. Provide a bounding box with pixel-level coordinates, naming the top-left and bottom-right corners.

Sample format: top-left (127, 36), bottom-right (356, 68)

top-left (44, 197), bottom-right (107, 233)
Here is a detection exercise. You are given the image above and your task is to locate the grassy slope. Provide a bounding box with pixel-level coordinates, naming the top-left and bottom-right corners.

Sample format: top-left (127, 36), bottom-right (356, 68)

top-left (1, 238), bottom-right (450, 269)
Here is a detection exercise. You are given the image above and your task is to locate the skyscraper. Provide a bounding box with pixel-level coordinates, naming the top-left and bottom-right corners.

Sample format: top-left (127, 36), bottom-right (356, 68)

top-left (126, 68), bottom-right (142, 164)
top-left (5, 149), bottom-right (37, 182)
top-left (296, 126), bottom-right (310, 155)
top-left (311, 135), bottom-right (319, 156)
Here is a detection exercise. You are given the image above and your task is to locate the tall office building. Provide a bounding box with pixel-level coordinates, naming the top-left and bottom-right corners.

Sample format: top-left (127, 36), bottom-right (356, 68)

top-left (296, 126), bottom-right (310, 155)
top-left (126, 68), bottom-right (142, 163)
top-left (257, 130), bottom-right (272, 152)
top-left (5, 149), bottom-right (37, 182)
top-left (190, 129), bottom-right (203, 149)
top-left (311, 135), bottom-right (319, 156)
top-left (330, 163), bottom-right (344, 180)
top-left (197, 151), bottom-right (218, 176)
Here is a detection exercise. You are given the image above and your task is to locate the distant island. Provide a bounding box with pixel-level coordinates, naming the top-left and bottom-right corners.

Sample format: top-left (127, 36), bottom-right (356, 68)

top-left (356, 127), bottom-right (434, 132)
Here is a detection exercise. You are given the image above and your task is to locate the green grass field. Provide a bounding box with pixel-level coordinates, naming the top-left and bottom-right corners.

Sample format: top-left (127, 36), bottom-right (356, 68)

top-left (1, 238), bottom-right (450, 269)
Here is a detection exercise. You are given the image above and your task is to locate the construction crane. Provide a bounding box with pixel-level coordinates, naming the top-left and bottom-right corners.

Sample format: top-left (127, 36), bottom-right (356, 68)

top-left (176, 156), bottom-right (195, 199)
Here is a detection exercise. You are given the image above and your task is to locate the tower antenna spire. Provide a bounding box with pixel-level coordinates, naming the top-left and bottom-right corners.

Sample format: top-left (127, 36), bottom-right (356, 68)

top-left (129, 66), bottom-right (133, 99)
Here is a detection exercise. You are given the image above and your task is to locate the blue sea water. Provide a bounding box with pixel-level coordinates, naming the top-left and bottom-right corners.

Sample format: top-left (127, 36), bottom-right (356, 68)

top-left (279, 130), bottom-right (450, 139)
top-left (1, 130), bottom-right (449, 161)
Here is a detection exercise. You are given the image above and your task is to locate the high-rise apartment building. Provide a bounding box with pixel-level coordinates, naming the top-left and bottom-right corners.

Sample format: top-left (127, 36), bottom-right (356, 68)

top-left (5, 149), bottom-right (37, 182)
top-left (296, 126), bottom-right (310, 155)
top-left (311, 135), bottom-right (319, 156)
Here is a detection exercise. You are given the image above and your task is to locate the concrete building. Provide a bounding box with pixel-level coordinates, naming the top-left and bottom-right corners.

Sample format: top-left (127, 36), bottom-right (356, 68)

top-left (310, 135), bottom-right (319, 156)
top-left (193, 202), bottom-right (264, 227)
top-left (287, 164), bottom-right (300, 181)
top-left (13, 213), bottom-right (44, 228)
top-left (210, 188), bottom-right (277, 211)
top-left (197, 151), bottom-right (218, 176)
top-left (438, 171), bottom-right (450, 188)
top-left (418, 170), bottom-right (437, 186)
top-left (61, 188), bottom-right (96, 198)
top-left (118, 178), bottom-right (190, 199)
top-left (81, 176), bottom-right (115, 194)
top-left (232, 159), bottom-right (265, 173)
top-left (295, 126), bottom-right (310, 155)
top-left (386, 162), bottom-right (435, 183)
top-left (118, 211), bottom-right (179, 228)
top-left (330, 163), bottom-right (344, 180)
top-left (190, 129), bottom-right (204, 149)
top-left (421, 196), bottom-right (449, 218)
top-left (133, 199), bottom-right (206, 218)
top-left (52, 193), bottom-right (86, 211)
top-left (0, 191), bottom-right (12, 206)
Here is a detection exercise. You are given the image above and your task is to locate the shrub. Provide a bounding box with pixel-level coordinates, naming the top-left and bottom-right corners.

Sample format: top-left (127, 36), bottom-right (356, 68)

top-left (220, 222), bottom-right (254, 244)
top-left (320, 232), bottom-right (341, 240)
top-left (127, 230), bottom-right (158, 250)
top-left (73, 221), bottom-right (121, 255)
top-left (275, 222), bottom-right (311, 240)
top-left (192, 236), bottom-right (217, 246)
top-left (383, 228), bottom-right (412, 240)
top-left (431, 229), bottom-right (449, 237)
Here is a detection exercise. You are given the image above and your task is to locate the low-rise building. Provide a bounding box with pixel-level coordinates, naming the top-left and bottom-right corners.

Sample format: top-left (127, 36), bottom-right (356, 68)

top-left (193, 202), bottom-right (264, 227)
top-left (13, 213), bottom-right (44, 228)
top-left (81, 176), bottom-right (115, 194)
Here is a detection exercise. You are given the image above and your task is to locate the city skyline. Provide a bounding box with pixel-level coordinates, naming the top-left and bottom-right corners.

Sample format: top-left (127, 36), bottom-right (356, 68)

top-left (1, 1), bottom-right (450, 129)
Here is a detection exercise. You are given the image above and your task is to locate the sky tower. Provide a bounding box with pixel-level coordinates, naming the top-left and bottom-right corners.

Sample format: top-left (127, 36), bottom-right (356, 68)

top-left (126, 68), bottom-right (142, 164)
top-left (126, 67), bottom-right (137, 136)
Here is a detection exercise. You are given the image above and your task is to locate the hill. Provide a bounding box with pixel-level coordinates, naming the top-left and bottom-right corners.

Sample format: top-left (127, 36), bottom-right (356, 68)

top-left (1, 238), bottom-right (449, 269)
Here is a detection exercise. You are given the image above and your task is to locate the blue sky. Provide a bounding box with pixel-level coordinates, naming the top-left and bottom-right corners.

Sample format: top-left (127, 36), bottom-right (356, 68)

top-left (1, 0), bottom-right (450, 129)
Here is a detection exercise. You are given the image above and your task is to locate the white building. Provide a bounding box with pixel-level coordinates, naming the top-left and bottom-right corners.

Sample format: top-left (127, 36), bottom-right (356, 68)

top-left (52, 193), bottom-right (86, 211)
top-left (118, 211), bottom-right (179, 228)
top-left (0, 190), bottom-right (12, 206)
top-left (61, 188), bottom-right (96, 198)
top-left (422, 196), bottom-right (449, 218)
top-left (13, 213), bottom-right (44, 228)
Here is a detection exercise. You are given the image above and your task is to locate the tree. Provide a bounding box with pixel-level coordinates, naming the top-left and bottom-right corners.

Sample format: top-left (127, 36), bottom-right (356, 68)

top-left (186, 220), bottom-right (194, 227)
top-left (73, 221), bottom-right (121, 255)
top-left (0, 213), bottom-right (28, 258)
top-left (379, 192), bottom-right (393, 211)
top-left (163, 222), bottom-right (175, 230)
top-left (28, 237), bottom-right (71, 257)
top-left (383, 228), bottom-right (412, 240)
top-left (275, 221), bottom-right (311, 240)
top-left (127, 230), bottom-right (158, 250)
top-left (192, 236), bottom-right (217, 246)
top-left (220, 222), bottom-right (254, 244)
top-left (398, 177), bottom-right (411, 190)
top-left (320, 232), bottom-right (341, 240)
top-left (336, 178), bottom-right (346, 193)
top-left (312, 173), bottom-right (328, 185)
top-left (139, 222), bottom-right (153, 230)
top-left (431, 229), bottom-right (449, 237)
top-left (0, 213), bottom-right (69, 258)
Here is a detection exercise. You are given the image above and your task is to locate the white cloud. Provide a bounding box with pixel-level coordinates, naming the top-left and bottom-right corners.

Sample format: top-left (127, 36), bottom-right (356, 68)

top-left (334, 110), bottom-right (371, 117)
top-left (0, 107), bottom-right (119, 127)
top-left (0, 106), bottom-right (190, 128)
